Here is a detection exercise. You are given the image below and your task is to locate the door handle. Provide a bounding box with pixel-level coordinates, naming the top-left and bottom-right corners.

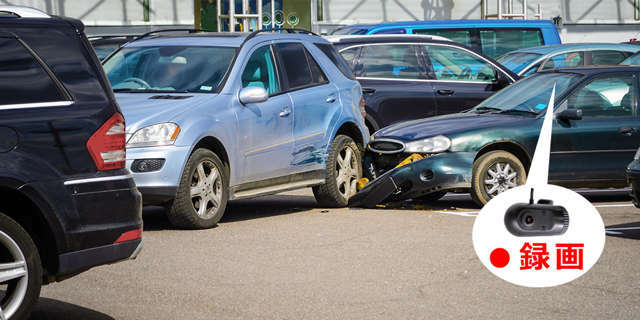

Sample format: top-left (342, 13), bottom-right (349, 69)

top-left (436, 89), bottom-right (455, 95)
top-left (362, 88), bottom-right (376, 94)
top-left (279, 107), bottom-right (291, 117)
top-left (619, 126), bottom-right (637, 135)
top-left (326, 94), bottom-right (336, 103)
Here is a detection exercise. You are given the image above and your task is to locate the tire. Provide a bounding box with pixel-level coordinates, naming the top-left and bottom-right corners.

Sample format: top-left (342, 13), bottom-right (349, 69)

top-left (313, 135), bottom-right (363, 207)
top-left (0, 212), bottom-right (42, 320)
top-left (414, 191), bottom-right (447, 202)
top-left (167, 149), bottom-right (229, 229)
top-left (471, 150), bottom-right (527, 206)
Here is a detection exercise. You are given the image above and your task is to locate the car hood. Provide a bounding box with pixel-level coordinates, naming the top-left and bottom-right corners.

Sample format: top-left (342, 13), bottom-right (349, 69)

top-left (116, 93), bottom-right (217, 132)
top-left (374, 112), bottom-right (536, 141)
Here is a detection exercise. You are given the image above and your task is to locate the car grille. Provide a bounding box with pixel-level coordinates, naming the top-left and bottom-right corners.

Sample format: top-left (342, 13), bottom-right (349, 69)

top-left (369, 138), bottom-right (405, 154)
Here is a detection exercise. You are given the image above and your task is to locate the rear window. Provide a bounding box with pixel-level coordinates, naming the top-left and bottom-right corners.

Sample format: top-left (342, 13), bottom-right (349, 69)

top-left (275, 42), bottom-right (328, 90)
top-left (0, 37), bottom-right (65, 105)
top-left (414, 29), bottom-right (472, 47)
top-left (314, 43), bottom-right (355, 80)
top-left (480, 29), bottom-right (543, 58)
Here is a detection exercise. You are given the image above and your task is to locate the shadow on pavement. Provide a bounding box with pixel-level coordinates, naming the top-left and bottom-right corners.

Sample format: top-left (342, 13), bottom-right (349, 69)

top-left (222, 194), bottom-right (317, 223)
top-left (30, 297), bottom-right (114, 320)
top-left (579, 189), bottom-right (631, 203)
top-left (606, 221), bottom-right (640, 240)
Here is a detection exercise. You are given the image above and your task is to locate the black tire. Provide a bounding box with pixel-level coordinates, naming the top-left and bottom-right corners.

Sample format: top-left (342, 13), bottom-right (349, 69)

top-left (414, 191), bottom-right (447, 202)
top-left (167, 149), bottom-right (229, 229)
top-left (471, 150), bottom-right (527, 206)
top-left (313, 135), bottom-right (363, 207)
top-left (0, 212), bottom-right (42, 320)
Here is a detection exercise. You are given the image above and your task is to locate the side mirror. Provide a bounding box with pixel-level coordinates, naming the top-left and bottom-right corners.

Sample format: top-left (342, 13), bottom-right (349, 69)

top-left (493, 70), bottom-right (511, 89)
top-left (556, 109), bottom-right (582, 121)
top-left (238, 86), bottom-right (268, 105)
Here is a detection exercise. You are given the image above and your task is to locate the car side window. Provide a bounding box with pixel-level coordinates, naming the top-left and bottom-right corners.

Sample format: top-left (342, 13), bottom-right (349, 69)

top-left (314, 43), bottom-right (355, 80)
top-left (425, 45), bottom-right (496, 82)
top-left (274, 42), bottom-right (327, 90)
top-left (414, 29), bottom-right (472, 47)
top-left (338, 47), bottom-right (360, 71)
top-left (360, 44), bottom-right (422, 79)
top-left (542, 52), bottom-right (584, 70)
top-left (241, 45), bottom-right (280, 95)
top-left (0, 37), bottom-right (65, 105)
top-left (479, 29), bottom-right (543, 58)
top-left (590, 50), bottom-right (628, 65)
top-left (567, 75), bottom-right (635, 118)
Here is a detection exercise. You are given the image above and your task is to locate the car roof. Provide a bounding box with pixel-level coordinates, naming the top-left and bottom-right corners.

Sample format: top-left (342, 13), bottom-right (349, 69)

top-left (326, 34), bottom-right (452, 43)
top-left (0, 5), bottom-right (84, 31)
top-left (506, 43), bottom-right (640, 55)
top-left (123, 30), bottom-right (330, 48)
top-left (538, 65), bottom-right (640, 75)
top-left (337, 19), bottom-right (556, 31)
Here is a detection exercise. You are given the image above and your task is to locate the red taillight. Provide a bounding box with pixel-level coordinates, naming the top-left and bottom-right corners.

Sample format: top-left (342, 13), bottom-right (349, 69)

top-left (115, 228), bottom-right (142, 243)
top-left (87, 113), bottom-right (126, 171)
top-left (359, 97), bottom-right (366, 119)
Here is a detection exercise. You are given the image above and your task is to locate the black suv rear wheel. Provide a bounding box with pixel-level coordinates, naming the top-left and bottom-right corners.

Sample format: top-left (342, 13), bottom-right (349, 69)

top-left (0, 212), bottom-right (42, 320)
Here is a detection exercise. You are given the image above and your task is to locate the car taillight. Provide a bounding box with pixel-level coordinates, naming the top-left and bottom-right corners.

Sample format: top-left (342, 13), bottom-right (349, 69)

top-left (87, 113), bottom-right (126, 171)
top-left (359, 97), bottom-right (366, 119)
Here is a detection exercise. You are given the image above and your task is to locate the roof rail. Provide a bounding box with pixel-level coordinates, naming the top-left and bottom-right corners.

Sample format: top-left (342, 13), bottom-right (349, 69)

top-left (242, 28), bottom-right (319, 45)
top-left (135, 28), bottom-right (208, 41)
top-left (0, 5), bottom-right (50, 18)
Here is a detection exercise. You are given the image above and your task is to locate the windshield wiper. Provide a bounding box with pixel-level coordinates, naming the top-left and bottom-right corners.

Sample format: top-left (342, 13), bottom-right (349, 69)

top-left (113, 88), bottom-right (189, 93)
top-left (497, 109), bottom-right (539, 116)
top-left (473, 106), bottom-right (502, 113)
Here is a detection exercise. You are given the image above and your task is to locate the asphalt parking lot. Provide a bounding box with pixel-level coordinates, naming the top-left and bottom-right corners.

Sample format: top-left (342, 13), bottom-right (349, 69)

top-left (33, 189), bottom-right (640, 319)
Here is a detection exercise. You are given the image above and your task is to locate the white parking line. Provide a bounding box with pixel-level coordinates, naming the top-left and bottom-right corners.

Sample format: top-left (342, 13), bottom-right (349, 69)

top-left (594, 204), bottom-right (634, 208)
top-left (431, 203), bottom-right (635, 218)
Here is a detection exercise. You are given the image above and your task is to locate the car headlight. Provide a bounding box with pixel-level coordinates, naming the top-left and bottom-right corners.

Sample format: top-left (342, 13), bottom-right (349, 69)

top-left (635, 147), bottom-right (640, 160)
top-left (404, 135), bottom-right (451, 153)
top-left (127, 123), bottom-right (180, 148)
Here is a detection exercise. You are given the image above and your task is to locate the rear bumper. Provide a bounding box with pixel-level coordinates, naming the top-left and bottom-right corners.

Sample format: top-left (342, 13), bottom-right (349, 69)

top-left (58, 239), bottom-right (142, 275)
top-left (349, 152), bottom-right (475, 207)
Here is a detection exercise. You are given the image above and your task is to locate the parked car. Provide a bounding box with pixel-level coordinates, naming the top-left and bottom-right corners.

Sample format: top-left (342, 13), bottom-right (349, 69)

top-left (102, 29), bottom-right (369, 229)
top-left (620, 51), bottom-right (640, 65)
top-left (626, 148), bottom-right (640, 208)
top-left (327, 35), bottom-right (518, 133)
top-left (89, 34), bottom-right (139, 60)
top-left (497, 43), bottom-right (640, 76)
top-left (351, 66), bottom-right (640, 207)
top-left (0, 6), bottom-right (142, 319)
top-left (331, 19), bottom-right (561, 58)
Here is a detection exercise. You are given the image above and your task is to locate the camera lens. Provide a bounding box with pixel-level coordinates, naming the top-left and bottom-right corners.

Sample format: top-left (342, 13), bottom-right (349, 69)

top-left (525, 215), bottom-right (534, 225)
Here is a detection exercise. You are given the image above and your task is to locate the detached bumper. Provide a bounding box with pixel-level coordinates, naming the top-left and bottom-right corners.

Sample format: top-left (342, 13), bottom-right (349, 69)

top-left (348, 152), bottom-right (475, 208)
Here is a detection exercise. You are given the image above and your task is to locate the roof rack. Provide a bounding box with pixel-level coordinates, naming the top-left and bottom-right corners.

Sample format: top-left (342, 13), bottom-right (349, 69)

top-left (135, 28), bottom-right (208, 41)
top-left (242, 28), bottom-right (319, 45)
top-left (0, 5), bottom-right (50, 18)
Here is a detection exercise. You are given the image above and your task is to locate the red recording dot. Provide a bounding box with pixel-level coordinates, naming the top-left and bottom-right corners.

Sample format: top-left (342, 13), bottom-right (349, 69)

top-left (490, 248), bottom-right (510, 268)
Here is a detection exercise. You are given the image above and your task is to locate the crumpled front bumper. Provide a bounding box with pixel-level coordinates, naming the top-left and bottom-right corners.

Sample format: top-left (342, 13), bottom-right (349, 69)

top-left (348, 152), bottom-right (476, 208)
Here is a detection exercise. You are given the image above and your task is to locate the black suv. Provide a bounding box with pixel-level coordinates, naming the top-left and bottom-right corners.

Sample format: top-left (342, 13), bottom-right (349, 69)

top-left (0, 6), bottom-right (142, 319)
top-left (328, 35), bottom-right (519, 132)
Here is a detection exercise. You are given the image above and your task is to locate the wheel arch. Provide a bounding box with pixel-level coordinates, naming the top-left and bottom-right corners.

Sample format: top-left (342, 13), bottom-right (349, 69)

top-left (334, 121), bottom-right (365, 152)
top-left (474, 141), bottom-right (532, 172)
top-left (0, 184), bottom-right (59, 280)
top-left (193, 136), bottom-right (230, 174)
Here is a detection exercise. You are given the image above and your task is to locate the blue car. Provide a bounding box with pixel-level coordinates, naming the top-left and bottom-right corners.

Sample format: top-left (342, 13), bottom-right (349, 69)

top-left (497, 43), bottom-right (640, 76)
top-left (331, 20), bottom-right (561, 58)
top-left (103, 29), bottom-right (369, 229)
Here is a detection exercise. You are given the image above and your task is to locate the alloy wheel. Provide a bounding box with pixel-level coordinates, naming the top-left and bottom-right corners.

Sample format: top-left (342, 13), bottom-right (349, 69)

top-left (190, 160), bottom-right (223, 220)
top-left (0, 230), bottom-right (28, 320)
top-left (335, 146), bottom-right (359, 199)
top-left (484, 162), bottom-right (518, 197)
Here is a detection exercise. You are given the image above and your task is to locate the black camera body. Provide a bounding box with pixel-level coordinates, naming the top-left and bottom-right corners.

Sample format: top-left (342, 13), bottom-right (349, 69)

top-left (504, 189), bottom-right (569, 237)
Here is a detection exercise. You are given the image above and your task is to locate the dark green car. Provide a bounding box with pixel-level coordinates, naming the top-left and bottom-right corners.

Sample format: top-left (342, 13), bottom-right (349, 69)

top-left (357, 66), bottom-right (640, 207)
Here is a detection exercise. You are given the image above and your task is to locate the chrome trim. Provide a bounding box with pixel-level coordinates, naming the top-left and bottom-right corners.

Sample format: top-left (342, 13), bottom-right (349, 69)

top-left (551, 149), bottom-right (637, 155)
top-left (340, 42), bottom-right (516, 83)
top-left (356, 77), bottom-right (495, 84)
top-left (368, 138), bottom-right (406, 154)
top-left (63, 174), bottom-right (133, 186)
top-left (326, 34), bottom-right (452, 43)
top-left (231, 178), bottom-right (325, 200)
top-left (0, 5), bottom-right (50, 18)
top-left (129, 241), bottom-right (143, 260)
top-left (0, 101), bottom-right (73, 111)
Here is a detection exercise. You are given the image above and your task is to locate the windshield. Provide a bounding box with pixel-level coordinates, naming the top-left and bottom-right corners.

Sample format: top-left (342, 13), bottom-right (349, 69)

top-left (103, 46), bottom-right (236, 93)
top-left (331, 27), bottom-right (368, 35)
top-left (496, 52), bottom-right (542, 74)
top-left (620, 52), bottom-right (640, 65)
top-left (473, 72), bottom-right (582, 114)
